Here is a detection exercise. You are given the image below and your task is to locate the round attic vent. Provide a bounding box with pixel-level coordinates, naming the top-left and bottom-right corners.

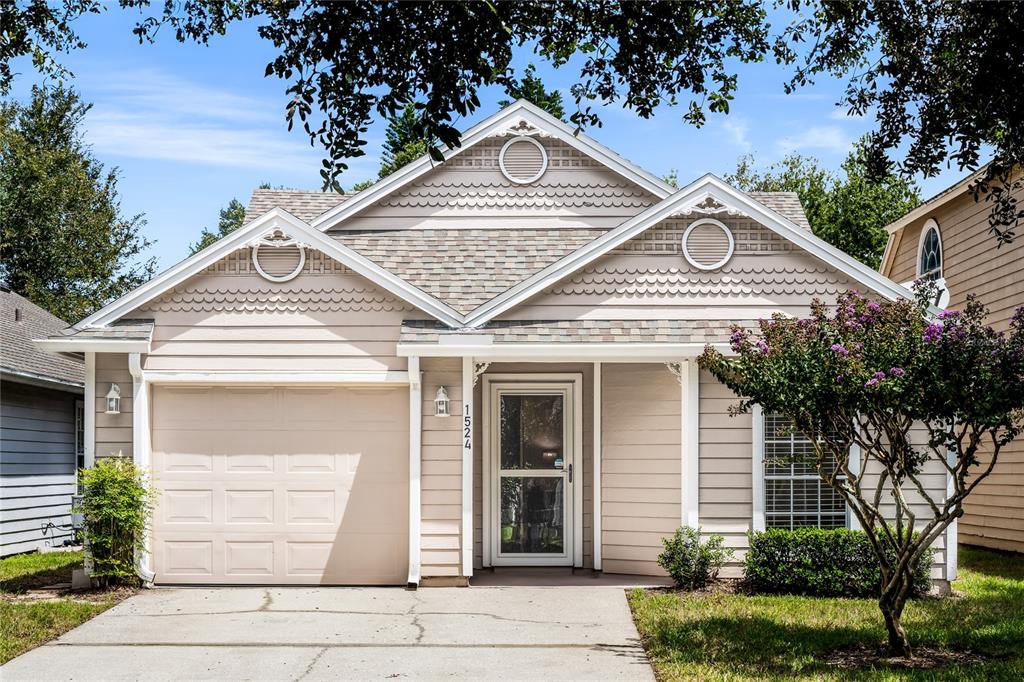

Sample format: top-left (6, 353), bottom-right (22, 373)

top-left (499, 136), bottom-right (548, 184)
top-left (251, 230), bottom-right (306, 282)
top-left (682, 218), bottom-right (734, 270)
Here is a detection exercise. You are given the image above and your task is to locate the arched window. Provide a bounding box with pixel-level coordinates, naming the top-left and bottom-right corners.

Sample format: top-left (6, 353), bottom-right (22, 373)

top-left (917, 219), bottom-right (943, 280)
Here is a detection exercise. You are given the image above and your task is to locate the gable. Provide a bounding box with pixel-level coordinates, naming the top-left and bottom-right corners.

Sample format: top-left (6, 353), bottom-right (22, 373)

top-left (333, 136), bottom-right (660, 231)
top-left (501, 217), bottom-right (861, 321)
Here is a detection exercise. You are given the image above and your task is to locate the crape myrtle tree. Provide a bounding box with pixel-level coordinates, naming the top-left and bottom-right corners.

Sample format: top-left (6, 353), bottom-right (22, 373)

top-left (699, 285), bottom-right (1024, 657)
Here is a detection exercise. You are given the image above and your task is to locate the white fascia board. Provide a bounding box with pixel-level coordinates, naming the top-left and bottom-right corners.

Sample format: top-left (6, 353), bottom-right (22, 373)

top-left (143, 370), bottom-right (410, 385)
top-left (0, 368), bottom-right (84, 393)
top-left (397, 342), bottom-right (730, 360)
top-left (76, 207), bottom-right (463, 329)
top-left (311, 100), bottom-right (674, 232)
top-left (33, 338), bottom-right (152, 354)
top-left (463, 174), bottom-right (917, 327)
top-left (878, 230), bottom-right (900, 277)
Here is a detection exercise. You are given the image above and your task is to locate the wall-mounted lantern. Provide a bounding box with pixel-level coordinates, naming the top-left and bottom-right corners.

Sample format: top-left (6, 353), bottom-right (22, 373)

top-left (434, 386), bottom-right (450, 417)
top-left (105, 384), bottom-right (121, 414)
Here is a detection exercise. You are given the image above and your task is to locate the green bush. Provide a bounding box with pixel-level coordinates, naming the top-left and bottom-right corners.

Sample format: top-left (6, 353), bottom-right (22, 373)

top-left (75, 458), bottom-right (154, 586)
top-left (743, 528), bottom-right (933, 598)
top-left (658, 526), bottom-right (734, 589)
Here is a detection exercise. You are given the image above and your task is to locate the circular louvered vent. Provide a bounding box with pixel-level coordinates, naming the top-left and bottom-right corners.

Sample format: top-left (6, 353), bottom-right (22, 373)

top-left (251, 231), bottom-right (306, 282)
top-left (499, 136), bottom-right (548, 184)
top-left (682, 219), bottom-right (734, 270)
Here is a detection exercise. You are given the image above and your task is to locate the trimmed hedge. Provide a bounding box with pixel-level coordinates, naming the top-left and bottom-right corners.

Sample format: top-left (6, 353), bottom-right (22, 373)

top-left (743, 528), bottom-right (933, 598)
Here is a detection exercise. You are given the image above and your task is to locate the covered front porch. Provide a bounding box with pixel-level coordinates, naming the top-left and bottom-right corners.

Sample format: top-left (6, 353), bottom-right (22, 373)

top-left (397, 319), bottom-right (743, 586)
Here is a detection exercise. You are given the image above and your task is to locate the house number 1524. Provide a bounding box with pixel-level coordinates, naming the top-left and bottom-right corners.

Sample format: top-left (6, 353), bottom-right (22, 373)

top-left (464, 404), bottom-right (472, 450)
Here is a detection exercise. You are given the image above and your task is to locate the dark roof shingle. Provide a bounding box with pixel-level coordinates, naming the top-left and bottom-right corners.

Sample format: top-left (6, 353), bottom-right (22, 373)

top-left (0, 287), bottom-right (83, 386)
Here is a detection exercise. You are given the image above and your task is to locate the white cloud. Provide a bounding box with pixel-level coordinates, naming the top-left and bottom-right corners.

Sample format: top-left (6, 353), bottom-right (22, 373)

top-left (720, 117), bottom-right (751, 150)
top-left (776, 125), bottom-right (851, 155)
top-left (78, 65), bottom-right (325, 172)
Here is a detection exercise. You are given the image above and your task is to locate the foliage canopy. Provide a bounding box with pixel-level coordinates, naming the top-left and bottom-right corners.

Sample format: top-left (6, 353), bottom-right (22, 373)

top-left (0, 85), bottom-right (154, 321)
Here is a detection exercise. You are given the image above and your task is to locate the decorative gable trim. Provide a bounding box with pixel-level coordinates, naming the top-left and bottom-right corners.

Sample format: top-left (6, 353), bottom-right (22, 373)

top-left (310, 100), bottom-right (676, 231)
top-left (78, 208), bottom-right (464, 329)
top-left (462, 174), bottom-right (918, 327)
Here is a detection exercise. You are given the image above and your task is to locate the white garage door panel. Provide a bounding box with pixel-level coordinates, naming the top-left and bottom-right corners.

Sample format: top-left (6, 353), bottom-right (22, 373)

top-left (151, 385), bottom-right (408, 585)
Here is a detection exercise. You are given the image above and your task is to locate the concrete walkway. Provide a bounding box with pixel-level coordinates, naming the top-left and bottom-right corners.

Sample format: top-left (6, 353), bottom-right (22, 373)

top-left (1, 586), bottom-right (655, 681)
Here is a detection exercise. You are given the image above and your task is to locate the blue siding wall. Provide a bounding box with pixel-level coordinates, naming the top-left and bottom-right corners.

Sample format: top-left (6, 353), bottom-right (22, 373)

top-left (1, 380), bottom-right (78, 555)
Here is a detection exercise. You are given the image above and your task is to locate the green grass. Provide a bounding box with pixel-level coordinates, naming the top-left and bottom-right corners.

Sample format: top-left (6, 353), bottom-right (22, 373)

top-left (0, 551), bottom-right (121, 664)
top-left (629, 546), bottom-right (1024, 681)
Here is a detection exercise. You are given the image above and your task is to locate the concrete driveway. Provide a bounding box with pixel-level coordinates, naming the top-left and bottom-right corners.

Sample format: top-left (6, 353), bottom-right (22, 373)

top-left (1, 586), bottom-right (654, 681)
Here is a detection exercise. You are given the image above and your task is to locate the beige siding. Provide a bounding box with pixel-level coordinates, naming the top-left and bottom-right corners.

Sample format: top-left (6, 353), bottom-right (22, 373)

top-left (698, 370), bottom-right (752, 578)
top-left (601, 363), bottom-right (680, 576)
top-left (132, 250), bottom-right (419, 374)
top-left (883, 182), bottom-right (1024, 552)
top-left (502, 219), bottom-right (863, 321)
top-left (419, 358), bottom-right (463, 578)
top-left (332, 138), bottom-right (659, 232)
top-left (95, 352), bottom-right (132, 459)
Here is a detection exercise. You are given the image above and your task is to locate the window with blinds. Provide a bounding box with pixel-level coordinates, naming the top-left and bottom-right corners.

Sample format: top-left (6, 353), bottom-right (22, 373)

top-left (763, 413), bottom-right (847, 530)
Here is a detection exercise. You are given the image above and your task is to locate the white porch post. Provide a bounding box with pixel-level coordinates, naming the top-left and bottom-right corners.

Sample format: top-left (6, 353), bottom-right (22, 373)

top-left (751, 404), bottom-right (766, 531)
top-left (407, 356), bottom-right (422, 587)
top-left (946, 446), bottom-right (958, 581)
top-left (128, 353), bottom-right (154, 583)
top-left (593, 362), bottom-right (602, 571)
top-left (84, 352), bottom-right (96, 469)
top-left (681, 360), bottom-right (700, 528)
top-left (461, 356), bottom-right (474, 578)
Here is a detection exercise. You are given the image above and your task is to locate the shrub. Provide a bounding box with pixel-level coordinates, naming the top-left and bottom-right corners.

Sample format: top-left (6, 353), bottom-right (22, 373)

top-left (744, 528), bottom-right (933, 598)
top-left (658, 526), bottom-right (734, 589)
top-left (75, 458), bottom-right (154, 586)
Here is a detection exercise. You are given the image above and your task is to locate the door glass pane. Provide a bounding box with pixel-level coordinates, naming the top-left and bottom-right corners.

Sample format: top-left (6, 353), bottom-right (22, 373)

top-left (499, 394), bottom-right (564, 470)
top-left (500, 477), bottom-right (564, 554)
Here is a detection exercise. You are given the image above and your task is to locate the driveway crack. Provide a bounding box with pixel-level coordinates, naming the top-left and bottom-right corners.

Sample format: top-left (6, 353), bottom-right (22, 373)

top-left (292, 646), bottom-right (327, 682)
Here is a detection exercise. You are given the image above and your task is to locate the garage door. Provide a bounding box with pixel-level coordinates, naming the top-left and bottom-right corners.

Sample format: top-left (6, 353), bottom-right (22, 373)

top-left (151, 385), bottom-right (408, 585)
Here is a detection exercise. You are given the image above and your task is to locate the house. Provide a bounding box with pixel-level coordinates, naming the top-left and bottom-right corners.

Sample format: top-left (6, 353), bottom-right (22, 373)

top-left (1, 286), bottom-right (84, 556)
top-left (35, 101), bottom-right (954, 586)
top-left (880, 170), bottom-right (1024, 554)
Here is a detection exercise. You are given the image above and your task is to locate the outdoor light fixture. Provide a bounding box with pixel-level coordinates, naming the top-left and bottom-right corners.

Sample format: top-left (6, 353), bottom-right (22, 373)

top-left (434, 386), bottom-right (450, 417)
top-left (105, 384), bottom-right (121, 414)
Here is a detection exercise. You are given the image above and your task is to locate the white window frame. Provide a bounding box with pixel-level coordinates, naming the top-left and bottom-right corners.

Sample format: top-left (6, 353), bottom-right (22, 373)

top-left (916, 218), bottom-right (943, 280)
top-left (752, 406), bottom-right (848, 531)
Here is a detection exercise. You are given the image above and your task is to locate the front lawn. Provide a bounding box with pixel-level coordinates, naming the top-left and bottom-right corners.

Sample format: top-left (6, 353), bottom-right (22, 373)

top-left (629, 546), bottom-right (1023, 681)
top-left (0, 551), bottom-right (125, 665)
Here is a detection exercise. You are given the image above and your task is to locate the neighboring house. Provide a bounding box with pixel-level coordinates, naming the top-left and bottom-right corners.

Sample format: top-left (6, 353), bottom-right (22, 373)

top-left (1, 286), bottom-right (84, 556)
top-left (36, 101), bottom-right (954, 586)
top-left (880, 171), bottom-right (1024, 554)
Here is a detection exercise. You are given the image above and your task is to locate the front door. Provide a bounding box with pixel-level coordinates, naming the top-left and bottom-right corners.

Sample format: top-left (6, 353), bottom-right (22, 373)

top-left (485, 378), bottom-right (580, 566)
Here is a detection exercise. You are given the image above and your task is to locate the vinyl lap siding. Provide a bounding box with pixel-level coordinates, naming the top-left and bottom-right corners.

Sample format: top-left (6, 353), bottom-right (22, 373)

top-left (698, 371), bottom-right (752, 577)
top-left (420, 358), bottom-right (463, 578)
top-left (95, 353), bottom-right (132, 459)
top-left (1, 381), bottom-right (78, 555)
top-left (601, 364), bottom-right (680, 576)
top-left (884, 185), bottom-right (1024, 552)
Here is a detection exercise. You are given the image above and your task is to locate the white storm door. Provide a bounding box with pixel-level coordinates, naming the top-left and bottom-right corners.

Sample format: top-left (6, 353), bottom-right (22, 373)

top-left (488, 381), bottom-right (577, 566)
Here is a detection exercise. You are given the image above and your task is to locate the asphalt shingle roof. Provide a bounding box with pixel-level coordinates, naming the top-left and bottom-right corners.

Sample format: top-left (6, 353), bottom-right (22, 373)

top-left (245, 189), bottom-right (350, 223)
top-left (399, 319), bottom-right (757, 345)
top-left (747, 192), bottom-right (811, 230)
top-left (55, 320), bottom-right (155, 341)
top-left (332, 228), bottom-right (610, 315)
top-left (0, 287), bottom-right (84, 386)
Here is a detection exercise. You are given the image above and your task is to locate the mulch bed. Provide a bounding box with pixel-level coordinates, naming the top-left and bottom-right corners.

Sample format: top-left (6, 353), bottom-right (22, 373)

top-left (824, 644), bottom-right (990, 670)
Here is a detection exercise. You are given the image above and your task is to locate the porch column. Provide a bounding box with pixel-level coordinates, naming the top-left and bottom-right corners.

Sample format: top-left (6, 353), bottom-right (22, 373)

top-left (84, 352), bottom-right (96, 469)
top-left (461, 356), bottom-right (474, 578)
top-left (128, 353), bottom-right (154, 583)
top-left (681, 360), bottom-right (700, 528)
top-left (407, 356), bottom-right (422, 587)
top-left (593, 362), bottom-right (602, 571)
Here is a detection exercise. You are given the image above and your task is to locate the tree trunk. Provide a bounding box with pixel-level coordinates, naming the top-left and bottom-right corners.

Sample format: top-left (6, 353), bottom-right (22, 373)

top-left (881, 603), bottom-right (912, 658)
top-left (879, 572), bottom-right (914, 658)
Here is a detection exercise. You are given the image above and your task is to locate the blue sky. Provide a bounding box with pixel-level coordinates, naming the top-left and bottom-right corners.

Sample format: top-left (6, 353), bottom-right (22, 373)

top-left (9, 9), bottom-right (972, 270)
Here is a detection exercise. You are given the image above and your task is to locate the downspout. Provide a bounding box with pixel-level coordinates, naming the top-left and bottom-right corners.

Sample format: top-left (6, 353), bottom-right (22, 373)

top-left (128, 353), bottom-right (156, 585)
